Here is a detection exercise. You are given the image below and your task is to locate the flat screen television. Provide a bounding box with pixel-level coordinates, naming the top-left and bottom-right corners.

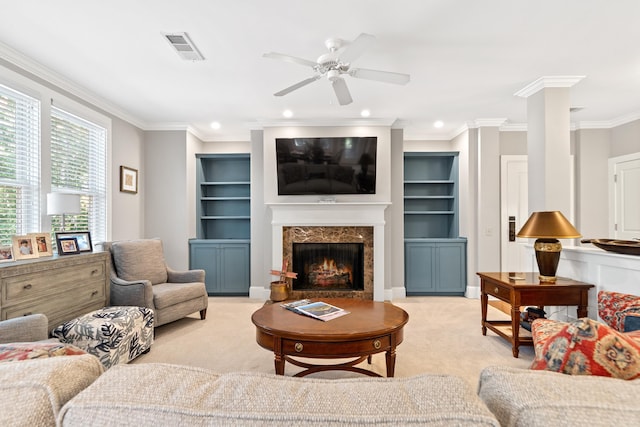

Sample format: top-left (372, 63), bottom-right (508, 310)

top-left (276, 137), bottom-right (377, 195)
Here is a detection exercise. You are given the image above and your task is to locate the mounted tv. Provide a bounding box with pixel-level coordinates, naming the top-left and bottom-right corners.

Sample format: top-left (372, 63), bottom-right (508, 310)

top-left (276, 137), bottom-right (377, 195)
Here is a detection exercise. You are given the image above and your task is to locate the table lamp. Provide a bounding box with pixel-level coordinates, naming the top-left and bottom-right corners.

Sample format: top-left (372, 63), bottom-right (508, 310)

top-left (47, 192), bottom-right (81, 231)
top-left (516, 211), bottom-right (581, 283)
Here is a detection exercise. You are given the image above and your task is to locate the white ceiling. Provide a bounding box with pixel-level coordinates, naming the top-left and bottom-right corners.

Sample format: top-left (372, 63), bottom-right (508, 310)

top-left (2, 0), bottom-right (640, 141)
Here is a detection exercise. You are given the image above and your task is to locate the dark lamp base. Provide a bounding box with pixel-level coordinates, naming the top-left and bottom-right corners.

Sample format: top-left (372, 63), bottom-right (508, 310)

top-left (534, 238), bottom-right (562, 283)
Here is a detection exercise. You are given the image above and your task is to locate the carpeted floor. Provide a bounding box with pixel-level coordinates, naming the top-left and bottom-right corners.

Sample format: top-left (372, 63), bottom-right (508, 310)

top-left (132, 296), bottom-right (535, 387)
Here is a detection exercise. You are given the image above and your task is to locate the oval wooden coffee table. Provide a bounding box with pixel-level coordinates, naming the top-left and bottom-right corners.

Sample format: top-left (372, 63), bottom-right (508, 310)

top-left (251, 298), bottom-right (409, 377)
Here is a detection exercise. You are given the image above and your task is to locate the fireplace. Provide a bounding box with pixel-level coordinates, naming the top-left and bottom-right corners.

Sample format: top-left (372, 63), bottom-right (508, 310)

top-left (283, 225), bottom-right (373, 300)
top-left (292, 242), bottom-right (364, 291)
top-left (265, 202), bottom-right (388, 301)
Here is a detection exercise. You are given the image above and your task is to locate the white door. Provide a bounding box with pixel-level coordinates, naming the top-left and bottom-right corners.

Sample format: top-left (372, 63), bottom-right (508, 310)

top-left (500, 156), bottom-right (528, 272)
top-left (610, 154), bottom-right (640, 240)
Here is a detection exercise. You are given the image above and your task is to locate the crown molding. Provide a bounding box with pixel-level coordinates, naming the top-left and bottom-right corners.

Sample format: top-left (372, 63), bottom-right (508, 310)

top-left (499, 122), bottom-right (527, 132)
top-left (514, 76), bottom-right (586, 98)
top-left (474, 118), bottom-right (507, 127)
top-left (0, 40), bottom-right (148, 130)
top-left (255, 118), bottom-right (397, 128)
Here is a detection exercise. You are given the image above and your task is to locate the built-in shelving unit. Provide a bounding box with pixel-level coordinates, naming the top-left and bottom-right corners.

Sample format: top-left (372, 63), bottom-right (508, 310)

top-left (190, 154), bottom-right (250, 295)
top-left (404, 152), bottom-right (466, 295)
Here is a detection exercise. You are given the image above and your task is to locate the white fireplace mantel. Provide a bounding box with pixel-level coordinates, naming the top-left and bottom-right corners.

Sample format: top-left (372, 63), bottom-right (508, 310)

top-left (267, 202), bottom-right (390, 301)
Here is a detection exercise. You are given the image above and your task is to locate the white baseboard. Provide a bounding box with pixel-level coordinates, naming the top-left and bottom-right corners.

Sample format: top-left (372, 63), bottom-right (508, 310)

top-left (465, 285), bottom-right (480, 299)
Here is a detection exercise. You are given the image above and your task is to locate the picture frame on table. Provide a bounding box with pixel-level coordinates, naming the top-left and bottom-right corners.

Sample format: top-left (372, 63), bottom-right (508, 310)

top-left (0, 245), bottom-right (13, 262)
top-left (11, 235), bottom-right (39, 260)
top-left (56, 237), bottom-right (80, 255)
top-left (29, 232), bottom-right (53, 257)
top-left (55, 231), bottom-right (92, 253)
top-left (120, 165), bottom-right (138, 194)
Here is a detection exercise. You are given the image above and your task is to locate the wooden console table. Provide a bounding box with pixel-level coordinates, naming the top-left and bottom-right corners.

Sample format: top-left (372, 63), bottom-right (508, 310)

top-left (1, 252), bottom-right (109, 331)
top-left (477, 272), bottom-right (594, 358)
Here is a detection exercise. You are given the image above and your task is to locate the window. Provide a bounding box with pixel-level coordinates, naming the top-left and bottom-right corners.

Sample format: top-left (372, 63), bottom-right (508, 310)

top-left (50, 107), bottom-right (107, 243)
top-left (0, 84), bottom-right (40, 246)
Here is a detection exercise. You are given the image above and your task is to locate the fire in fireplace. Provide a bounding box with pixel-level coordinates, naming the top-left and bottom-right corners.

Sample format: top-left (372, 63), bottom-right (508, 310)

top-left (292, 243), bottom-right (364, 291)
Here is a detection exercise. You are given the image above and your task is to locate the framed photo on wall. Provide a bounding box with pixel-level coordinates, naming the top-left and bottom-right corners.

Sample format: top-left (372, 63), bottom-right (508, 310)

top-left (11, 235), bottom-right (39, 260)
top-left (56, 237), bottom-right (80, 255)
top-left (29, 232), bottom-right (53, 257)
top-left (55, 231), bottom-right (92, 252)
top-left (120, 165), bottom-right (138, 194)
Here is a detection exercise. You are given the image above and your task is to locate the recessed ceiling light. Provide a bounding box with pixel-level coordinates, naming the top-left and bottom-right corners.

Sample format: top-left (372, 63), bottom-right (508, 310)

top-left (283, 110), bottom-right (293, 118)
top-left (361, 109), bottom-right (371, 117)
top-left (434, 120), bottom-right (444, 128)
top-left (210, 121), bottom-right (221, 129)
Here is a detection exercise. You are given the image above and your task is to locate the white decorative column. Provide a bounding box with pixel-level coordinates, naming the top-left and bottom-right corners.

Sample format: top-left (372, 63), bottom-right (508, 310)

top-left (515, 76), bottom-right (584, 215)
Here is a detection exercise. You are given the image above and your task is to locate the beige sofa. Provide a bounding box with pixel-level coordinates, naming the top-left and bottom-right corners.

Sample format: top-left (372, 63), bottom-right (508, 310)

top-left (2, 355), bottom-right (640, 426)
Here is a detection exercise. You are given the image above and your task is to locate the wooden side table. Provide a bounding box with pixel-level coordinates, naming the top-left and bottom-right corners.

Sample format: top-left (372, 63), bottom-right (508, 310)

top-left (477, 272), bottom-right (594, 358)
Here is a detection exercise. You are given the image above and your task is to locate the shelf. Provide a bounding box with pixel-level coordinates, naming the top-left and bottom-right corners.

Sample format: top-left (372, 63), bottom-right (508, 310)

top-left (404, 195), bottom-right (454, 199)
top-left (404, 211), bottom-right (454, 215)
top-left (403, 152), bottom-right (459, 239)
top-left (404, 180), bottom-right (454, 184)
top-left (196, 154), bottom-right (250, 240)
top-left (201, 197), bottom-right (250, 200)
top-left (201, 181), bottom-right (250, 186)
top-left (201, 216), bottom-right (250, 220)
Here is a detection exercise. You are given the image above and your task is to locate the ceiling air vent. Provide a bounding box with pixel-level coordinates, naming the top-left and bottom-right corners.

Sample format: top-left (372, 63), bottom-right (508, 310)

top-left (163, 32), bottom-right (204, 61)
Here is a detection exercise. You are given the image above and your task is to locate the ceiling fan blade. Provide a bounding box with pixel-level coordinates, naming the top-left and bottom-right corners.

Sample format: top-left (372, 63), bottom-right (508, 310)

top-left (263, 52), bottom-right (317, 68)
top-left (350, 67), bottom-right (410, 85)
top-left (339, 33), bottom-right (376, 64)
top-left (332, 78), bottom-right (353, 105)
top-left (274, 75), bottom-right (321, 96)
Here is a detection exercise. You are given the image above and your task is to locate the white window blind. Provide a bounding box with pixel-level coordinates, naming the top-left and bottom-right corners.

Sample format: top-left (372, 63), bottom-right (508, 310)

top-left (0, 84), bottom-right (40, 246)
top-left (50, 107), bottom-right (106, 243)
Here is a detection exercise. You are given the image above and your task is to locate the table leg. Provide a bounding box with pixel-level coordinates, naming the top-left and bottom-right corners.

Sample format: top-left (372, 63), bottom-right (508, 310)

top-left (481, 288), bottom-right (488, 336)
top-left (511, 305), bottom-right (521, 358)
top-left (273, 336), bottom-right (285, 375)
top-left (385, 347), bottom-right (396, 377)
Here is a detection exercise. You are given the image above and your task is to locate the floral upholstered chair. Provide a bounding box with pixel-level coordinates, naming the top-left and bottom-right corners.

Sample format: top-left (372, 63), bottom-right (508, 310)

top-left (597, 290), bottom-right (640, 332)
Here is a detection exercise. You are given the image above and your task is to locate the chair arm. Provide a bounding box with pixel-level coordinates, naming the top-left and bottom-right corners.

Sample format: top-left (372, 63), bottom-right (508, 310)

top-left (167, 267), bottom-right (205, 283)
top-left (0, 314), bottom-right (49, 343)
top-left (109, 277), bottom-right (154, 309)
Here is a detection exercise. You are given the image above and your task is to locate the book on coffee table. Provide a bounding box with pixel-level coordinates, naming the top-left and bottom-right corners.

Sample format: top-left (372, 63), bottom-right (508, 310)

top-left (281, 299), bottom-right (349, 321)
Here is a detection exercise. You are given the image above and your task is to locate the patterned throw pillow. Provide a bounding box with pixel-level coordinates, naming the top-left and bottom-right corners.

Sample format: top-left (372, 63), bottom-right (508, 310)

top-left (530, 317), bottom-right (640, 380)
top-left (0, 342), bottom-right (87, 363)
top-left (597, 290), bottom-right (640, 332)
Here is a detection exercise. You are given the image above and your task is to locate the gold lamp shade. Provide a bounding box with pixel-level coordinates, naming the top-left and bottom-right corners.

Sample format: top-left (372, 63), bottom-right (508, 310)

top-left (517, 211), bottom-right (581, 283)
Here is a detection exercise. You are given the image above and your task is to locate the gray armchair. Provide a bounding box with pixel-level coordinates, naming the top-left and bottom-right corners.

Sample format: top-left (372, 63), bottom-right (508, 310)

top-left (103, 239), bottom-right (208, 327)
top-left (0, 313), bottom-right (51, 343)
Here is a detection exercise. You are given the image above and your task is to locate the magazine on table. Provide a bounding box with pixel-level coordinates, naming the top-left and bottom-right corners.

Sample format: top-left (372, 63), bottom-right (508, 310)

top-left (281, 299), bottom-right (350, 321)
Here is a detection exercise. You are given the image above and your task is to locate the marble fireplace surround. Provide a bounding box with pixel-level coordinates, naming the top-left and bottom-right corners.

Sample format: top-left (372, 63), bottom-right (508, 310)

top-left (268, 203), bottom-right (389, 301)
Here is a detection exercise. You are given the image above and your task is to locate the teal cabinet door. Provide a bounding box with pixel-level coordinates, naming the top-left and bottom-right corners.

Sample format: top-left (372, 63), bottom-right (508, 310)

top-left (405, 240), bottom-right (466, 295)
top-left (189, 240), bottom-right (250, 295)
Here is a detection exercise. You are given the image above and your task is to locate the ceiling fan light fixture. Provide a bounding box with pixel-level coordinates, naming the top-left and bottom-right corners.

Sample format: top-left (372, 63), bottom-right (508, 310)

top-left (327, 69), bottom-right (341, 82)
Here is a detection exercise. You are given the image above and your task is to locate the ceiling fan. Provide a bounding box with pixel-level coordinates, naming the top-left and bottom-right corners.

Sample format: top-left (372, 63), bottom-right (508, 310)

top-left (263, 33), bottom-right (410, 106)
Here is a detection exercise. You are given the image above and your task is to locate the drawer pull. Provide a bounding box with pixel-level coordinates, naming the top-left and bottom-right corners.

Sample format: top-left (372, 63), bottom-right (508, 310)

top-left (91, 290), bottom-right (99, 297)
top-left (23, 284), bottom-right (33, 290)
top-left (294, 342), bottom-right (303, 352)
top-left (494, 287), bottom-right (499, 293)
top-left (373, 339), bottom-right (381, 350)
top-left (23, 312), bottom-right (32, 316)
top-left (91, 269), bottom-right (99, 276)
